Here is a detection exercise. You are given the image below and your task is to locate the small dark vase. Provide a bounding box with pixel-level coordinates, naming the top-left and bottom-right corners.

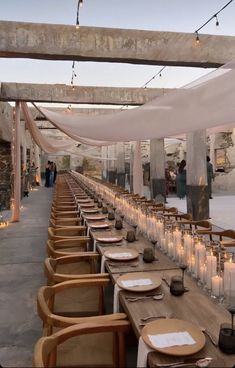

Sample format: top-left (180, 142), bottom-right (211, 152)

top-left (102, 206), bottom-right (108, 214)
top-left (115, 219), bottom-right (123, 230)
top-left (126, 230), bottom-right (136, 243)
top-left (170, 275), bottom-right (185, 296)
top-left (108, 211), bottom-right (115, 220)
top-left (143, 248), bottom-right (155, 263)
top-left (97, 201), bottom-right (103, 208)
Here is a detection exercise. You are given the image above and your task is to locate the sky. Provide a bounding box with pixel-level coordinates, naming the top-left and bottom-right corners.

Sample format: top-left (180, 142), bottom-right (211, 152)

top-left (0, 0), bottom-right (235, 99)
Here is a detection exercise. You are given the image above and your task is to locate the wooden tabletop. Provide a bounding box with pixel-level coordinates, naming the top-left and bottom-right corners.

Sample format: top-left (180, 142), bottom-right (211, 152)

top-left (85, 212), bottom-right (235, 367)
top-left (118, 270), bottom-right (235, 367)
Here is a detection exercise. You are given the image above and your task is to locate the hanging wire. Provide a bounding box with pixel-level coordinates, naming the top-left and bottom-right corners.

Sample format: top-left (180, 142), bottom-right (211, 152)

top-left (141, 66), bottom-right (166, 88)
top-left (194, 0), bottom-right (234, 43)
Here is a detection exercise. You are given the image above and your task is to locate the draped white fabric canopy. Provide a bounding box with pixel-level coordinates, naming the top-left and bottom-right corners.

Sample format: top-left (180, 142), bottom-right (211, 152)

top-left (21, 102), bottom-right (75, 153)
top-left (34, 61), bottom-right (235, 142)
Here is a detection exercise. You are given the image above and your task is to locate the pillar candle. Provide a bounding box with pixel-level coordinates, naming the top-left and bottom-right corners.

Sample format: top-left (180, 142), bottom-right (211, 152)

top-left (211, 275), bottom-right (223, 297)
top-left (195, 242), bottom-right (206, 279)
top-left (183, 233), bottom-right (193, 264)
top-left (206, 253), bottom-right (217, 289)
top-left (199, 263), bottom-right (206, 284)
top-left (224, 259), bottom-right (235, 295)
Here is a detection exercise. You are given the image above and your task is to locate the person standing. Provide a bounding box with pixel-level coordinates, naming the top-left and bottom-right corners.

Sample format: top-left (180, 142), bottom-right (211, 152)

top-left (45, 161), bottom-right (51, 187)
top-left (207, 156), bottom-right (214, 199)
top-left (176, 159), bottom-right (186, 199)
top-left (53, 163), bottom-right (57, 184)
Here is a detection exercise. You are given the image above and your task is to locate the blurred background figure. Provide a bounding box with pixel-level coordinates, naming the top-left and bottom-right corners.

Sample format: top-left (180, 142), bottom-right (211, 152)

top-left (176, 159), bottom-right (186, 199)
top-left (207, 156), bottom-right (215, 199)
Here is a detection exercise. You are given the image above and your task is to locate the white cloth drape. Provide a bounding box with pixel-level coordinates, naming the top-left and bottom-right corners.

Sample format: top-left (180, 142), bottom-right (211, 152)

top-left (32, 103), bottom-right (113, 147)
top-left (133, 141), bottom-right (143, 196)
top-left (21, 102), bottom-right (75, 153)
top-left (33, 61), bottom-right (235, 142)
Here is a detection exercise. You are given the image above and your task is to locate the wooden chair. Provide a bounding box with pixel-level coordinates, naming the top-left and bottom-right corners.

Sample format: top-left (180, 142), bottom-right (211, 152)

top-left (51, 210), bottom-right (80, 219)
top-left (196, 229), bottom-right (235, 242)
top-left (163, 212), bottom-right (192, 221)
top-left (33, 320), bottom-right (130, 367)
top-left (51, 204), bottom-right (78, 212)
top-left (37, 278), bottom-right (111, 334)
top-left (48, 226), bottom-right (87, 241)
top-left (49, 218), bottom-right (83, 227)
top-left (44, 254), bottom-right (101, 284)
top-left (177, 219), bottom-right (212, 232)
top-left (47, 238), bottom-right (91, 258)
top-left (162, 207), bottom-right (178, 214)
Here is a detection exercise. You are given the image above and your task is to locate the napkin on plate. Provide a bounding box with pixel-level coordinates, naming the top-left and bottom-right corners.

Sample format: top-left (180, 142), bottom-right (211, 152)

top-left (121, 278), bottom-right (153, 288)
top-left (148, 331), bottom-right (196, 348)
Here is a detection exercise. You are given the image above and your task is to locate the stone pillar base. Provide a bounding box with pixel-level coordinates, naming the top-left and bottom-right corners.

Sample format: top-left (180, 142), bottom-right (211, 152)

top-left (186, 185), bottom-right (209, 220)
top-left (151, 178), bottom-right (166, 202)
top-left (117, 173), bottom-right (125, 188)
top-left (107, 170), bottom-right (117, 184)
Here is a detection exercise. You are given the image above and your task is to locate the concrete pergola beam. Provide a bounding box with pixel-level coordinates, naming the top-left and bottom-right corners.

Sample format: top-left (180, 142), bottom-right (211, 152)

top-left (0, 21), bottom-right (235, 67)
top-left (0, 83), bottom-right (174, 105)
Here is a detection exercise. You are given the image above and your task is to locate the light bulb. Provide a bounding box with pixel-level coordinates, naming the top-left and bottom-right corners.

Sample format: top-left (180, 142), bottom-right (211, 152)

top-left (75, 23), bottom-right (80, 29)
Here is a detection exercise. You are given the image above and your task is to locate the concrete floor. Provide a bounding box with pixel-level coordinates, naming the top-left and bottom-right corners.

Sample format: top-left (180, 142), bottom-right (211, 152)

top-left (0, 186), bottom-right (53, 367)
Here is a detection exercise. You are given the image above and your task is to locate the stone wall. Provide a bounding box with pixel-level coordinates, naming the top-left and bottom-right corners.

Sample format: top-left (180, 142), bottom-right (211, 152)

top-left (0, 139), bottom-right (12, 209)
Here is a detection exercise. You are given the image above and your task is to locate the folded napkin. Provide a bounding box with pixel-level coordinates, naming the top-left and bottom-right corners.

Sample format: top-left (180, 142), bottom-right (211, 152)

top-left (105, 252), bottom-right (133, 259)
top-left (121, 278), bottom-right (153, 288)
top-left (148, 331), bottom-right (196, 348)
top-left (113, 283), bottom-right (122, 313)
top-left (137, 336), bottom-right (153, 368)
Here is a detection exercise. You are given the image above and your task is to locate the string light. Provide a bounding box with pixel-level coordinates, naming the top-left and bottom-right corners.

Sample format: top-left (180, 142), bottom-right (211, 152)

top-left (140, 0), bottom-right (233, 91)
top-left (75, 0), bottom-right (84, 29)
top-left (141, 66), bottom-right (166, 88)
top-left (194, 0), bottom-right (233, 43)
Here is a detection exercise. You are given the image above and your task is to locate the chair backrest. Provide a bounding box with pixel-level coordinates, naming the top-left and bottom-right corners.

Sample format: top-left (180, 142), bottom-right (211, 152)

top-left (37, 278), bottom-right (110, 330)
top-left (51, 205), bottom-right (77, 212)
top-left (44, 253), bottom-right (100, 284)
top-left (163, 207), bottom-right (178, 214)
top-left (47, 238), bottom-right (90, 258)
top-left (33, 320), bottom-right (130, 368)
top-left (49, 218), bottom-right (82, 227)
top-left (48, 226), bottom-right (87, 240)
top-left (51, 210), bottom-right (80, 219)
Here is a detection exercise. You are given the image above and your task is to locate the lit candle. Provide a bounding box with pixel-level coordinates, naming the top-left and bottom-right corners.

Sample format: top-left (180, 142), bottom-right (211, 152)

top-left (199, 263), bottom-right (206, 283)
top-left (224, 258), bottom-right (235, 295)
top-left (211, 275), bottom-right (223, 297)
top-left (206, 251), bottom-right (217, 289)
top-left (195, 242), bottom-right (206, 279)
top-left (183, 233), bottom-right (193, 266)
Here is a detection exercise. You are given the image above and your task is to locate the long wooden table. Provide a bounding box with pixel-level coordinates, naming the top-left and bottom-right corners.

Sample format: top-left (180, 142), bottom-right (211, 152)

top-left (79, 205), bottom-right (235, 367)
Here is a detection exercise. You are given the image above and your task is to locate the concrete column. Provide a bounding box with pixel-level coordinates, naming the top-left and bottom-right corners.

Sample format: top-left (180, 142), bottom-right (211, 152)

top-left (34, 143), bottom-right (41, 185)
top-left (209, 134), bottom-right (216, 172)
top-left (21, 121), bottom-right (27, 171)
top-left (186, 129), bottom-right (209, 220)
top-left (116, 142), bottom-right (125, 187)
top-left (129, 143), bottom-right (134, 192)
top-left (150, 138), bottom-right (166, 202)
top-left (107, 145), bottom-right (116, 184)
top-left (101, 146), bottom-right (108, 181)
top-left (11, 102), bottom-right (21, 222)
